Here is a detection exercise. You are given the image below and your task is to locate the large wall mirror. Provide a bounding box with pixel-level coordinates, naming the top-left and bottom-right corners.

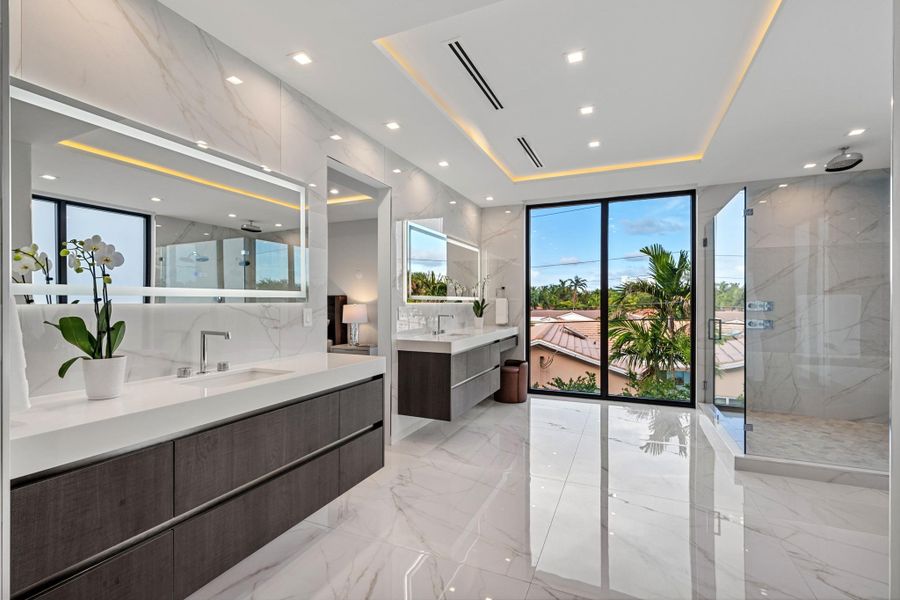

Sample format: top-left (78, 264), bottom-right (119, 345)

top-left (10, 83), bottom-right (308, 303)
top-left (404, 219), bottom-right (479, 302)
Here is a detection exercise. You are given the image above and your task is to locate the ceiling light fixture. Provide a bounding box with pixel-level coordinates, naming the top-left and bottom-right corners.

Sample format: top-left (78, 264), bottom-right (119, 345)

top-left (309, 183), bottom-right (317, 188)
top-left (329, 134), bottom-right (342, 141)
top-left (228, 213), bottom-right (237, 218)
top-left (485, 196), bottom-right (494, 201)
top-left (847, 128), bottom-right (866, 136)
top-left (150, 196), bottom-right (162, 202)
top-left (392, 168), bottom-right (402, 174)
top-left (330, 189), bottom-right (340, 195)
top-left (566, 50), bottom-right (584, 64)
top-left (803, 163), bottom-right (817, 169)
top-left (40, 174), bottom-right (57, 180)
top-left (588, 140), bottom-right (601, 148)
top-left (225, 75), bottom-right (243, 85)
top-left (505, 210), bottom-right (511, 214)
top-left (579, 105), bottom-right (594, 115)
top-left (438, 160), bottom-right (449, 167)
top-left (196, 140), bottom-right (209, 149)
top-left (275, 223), bottom-right (283, 227)
top-left (449, 200), bottom-right (457, 205)
top-left (203, 232), bottom-right (210, 236)
top-left (261, 165), bottom-right (272, 172)
top-left (385, 121), bottom-right (400, 130)
top-left (778, 183), bottom-right (788, 188)
top-left (291, 52), bottom-right (312, 65)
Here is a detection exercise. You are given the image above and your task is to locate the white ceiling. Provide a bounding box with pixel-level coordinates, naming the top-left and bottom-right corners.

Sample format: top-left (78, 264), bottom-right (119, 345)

top-left (161, 0), bottom-right (892, 207)
top-left (326, 167), bottom-right (380, 223)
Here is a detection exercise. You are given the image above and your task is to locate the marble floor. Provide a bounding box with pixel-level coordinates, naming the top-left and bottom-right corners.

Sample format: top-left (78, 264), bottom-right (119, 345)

top-left (189, 396), bottom-right (890, 600)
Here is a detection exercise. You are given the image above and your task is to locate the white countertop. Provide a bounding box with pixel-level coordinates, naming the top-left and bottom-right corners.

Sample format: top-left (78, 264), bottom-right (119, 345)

top-left (11, 352), bottom-right (385, 479)
top-left (394, 326), bottom-right (518, 354)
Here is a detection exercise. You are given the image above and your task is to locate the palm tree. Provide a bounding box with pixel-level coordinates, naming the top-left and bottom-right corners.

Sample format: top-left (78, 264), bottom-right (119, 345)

top-left (613, 244), bottom-right (690, 336)
top-left (569, 275), bottom-right (588, 308)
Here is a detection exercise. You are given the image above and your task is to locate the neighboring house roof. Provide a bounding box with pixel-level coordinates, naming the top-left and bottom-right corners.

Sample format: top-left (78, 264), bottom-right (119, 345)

top-left (530, 309), bottom-right (601, 322)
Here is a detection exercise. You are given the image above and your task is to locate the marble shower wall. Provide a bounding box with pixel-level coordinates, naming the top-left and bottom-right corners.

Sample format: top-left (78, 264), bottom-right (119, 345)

top-left (744, 169), bottom-right (890, 423)
top-left (11, 0), bottom-right (480, 398)
top-left (482, 206), bottom-right (526, 360)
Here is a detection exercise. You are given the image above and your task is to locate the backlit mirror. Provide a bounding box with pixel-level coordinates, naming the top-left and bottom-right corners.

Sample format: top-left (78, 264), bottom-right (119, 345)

top-left (405, 219), bottom-right (479, 302)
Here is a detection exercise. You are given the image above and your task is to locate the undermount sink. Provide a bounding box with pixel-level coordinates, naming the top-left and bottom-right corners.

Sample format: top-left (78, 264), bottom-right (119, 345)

top-left (180, 368), bottom-right (291, 388)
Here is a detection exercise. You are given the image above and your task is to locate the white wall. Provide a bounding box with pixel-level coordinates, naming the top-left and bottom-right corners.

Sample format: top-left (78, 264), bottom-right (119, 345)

top-left (327, 219), bottom-right (378, 346)
top-left (889, 1), bottom-right (898, 593)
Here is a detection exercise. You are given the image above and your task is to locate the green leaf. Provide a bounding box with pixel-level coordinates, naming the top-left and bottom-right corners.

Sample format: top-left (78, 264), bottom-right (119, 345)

top-left (98, 302), bottom-right (109, 332)
top-left (108, 321), bottom-right (126, 354)
top-left (58, 356), bottom-right (82, 379)
top-left (57, 316), bottom-right (97, 357)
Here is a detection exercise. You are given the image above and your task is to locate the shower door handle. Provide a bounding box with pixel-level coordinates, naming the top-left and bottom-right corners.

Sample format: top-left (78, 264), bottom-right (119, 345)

top-left (707, 318), bottom-right (723, 341)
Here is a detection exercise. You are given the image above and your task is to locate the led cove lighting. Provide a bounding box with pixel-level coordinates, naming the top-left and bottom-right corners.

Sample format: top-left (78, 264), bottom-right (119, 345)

top-left (327, 194), bottom-right (373, 205)
top-left (803, 163), bottom-right (817, 169)
top-left (385, 121), bottom-right (400, 130)
top-left (848, 128), bottom-right (866, 136)
top-left (40, 174), bottom-right (57, 180)
top-left (225, 75), bottom-right (243, 85)
top-left (579, 105), bottom-right (594, 115)
top-left (438, 160), bottom-right (449, 167)
top-left (58, 140), bottom-right (301, 210)
top-left (329, 134), bottom-right (342, 141)
top-left (589, 140), bottom-right (601, 148)
top-left (291, 52), bottom-right (312, 65)
top-left (567, 50), bottom-right (584, 64)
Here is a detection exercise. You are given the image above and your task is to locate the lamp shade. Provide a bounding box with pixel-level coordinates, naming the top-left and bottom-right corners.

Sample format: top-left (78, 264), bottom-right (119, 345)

top-left (342, 303), bottom-right (368, 324)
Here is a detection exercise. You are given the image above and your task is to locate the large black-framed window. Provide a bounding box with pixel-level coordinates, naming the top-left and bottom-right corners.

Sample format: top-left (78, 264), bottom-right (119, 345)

top-left (526, 190), bottom-right (696, 407)
top-left (32, 195), bottom-right (152, 303)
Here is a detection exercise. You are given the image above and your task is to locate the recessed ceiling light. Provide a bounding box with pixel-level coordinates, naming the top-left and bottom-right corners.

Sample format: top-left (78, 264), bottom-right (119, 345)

top-left (228, 213), bottom-right (237, 218)
top-left (438, 160), bottom-right (449, 167)
top-left (261, 165), bottom-right (272, 172)
top-left (567, 50), bottom-right (584, 64)
top-left (848, 128), bottom-right (866, 136)
top-left (330, 188), bottom-right (339, 195)
top-left (759, 199), bottom-right (767, 204)
top-left (156, 224), bottom-right (162, 228)
top-left (449, 200), bottom-right (457, 205)
top-left (803, 163), bottom-right (817, 169)
top-left (225, 75), bottom-right (243, 85)
top-left (40, 174), bottom-right (57, 180)
top-left (203, 232), bottom-right (210, 236)
top-left (579, 105), bottom-right (594, 115)
top-left (196, 140), bottom-right (209, 149)
top-left (150, 196), bottom-right (162, 202)
top-left (505, 210), bottom-right (511, 214)
top-left (275, 223), bottom-right (283, 227)
top-left (385, 121), bottom-right (400, 130)
top-left (291, 51), bottom-right (312, 65)
top-left (778, 183), bottom-right (788, 188)
top-left (309, 183), bottom-right (317, 188)
top-left (329, 134), bottom-right (342, 141)
top-left (588, 140), bottom-right (601, 148)
top-left (485, 196), bottom-right (494, 201)
top-left (392, 168), bottom-right (402, 174)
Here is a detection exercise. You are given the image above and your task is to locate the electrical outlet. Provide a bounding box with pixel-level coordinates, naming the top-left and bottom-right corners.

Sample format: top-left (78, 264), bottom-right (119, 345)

top-left (303, 308), bottom-right (313, 327)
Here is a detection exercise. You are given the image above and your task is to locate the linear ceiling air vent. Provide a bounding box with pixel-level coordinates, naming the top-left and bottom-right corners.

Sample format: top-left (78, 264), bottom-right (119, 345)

top-left (448, 41), bottom-right (503, 110)
top-left (517, 137), bottom-right (543, 168)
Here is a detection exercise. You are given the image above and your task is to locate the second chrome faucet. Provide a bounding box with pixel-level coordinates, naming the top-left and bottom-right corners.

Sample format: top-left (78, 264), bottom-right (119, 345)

top-left (199, 330), bottom-right (231, 374)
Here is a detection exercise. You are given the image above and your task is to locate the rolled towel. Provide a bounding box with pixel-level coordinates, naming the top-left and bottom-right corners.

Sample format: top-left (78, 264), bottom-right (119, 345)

top-left (495, 297), bottom-right (509, 325)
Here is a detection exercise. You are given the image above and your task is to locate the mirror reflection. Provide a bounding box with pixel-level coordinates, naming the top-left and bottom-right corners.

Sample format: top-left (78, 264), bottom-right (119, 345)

top-left (11, 86), bottom-right (307, 303)
top-left (405, 219), bottom-right (480, 302)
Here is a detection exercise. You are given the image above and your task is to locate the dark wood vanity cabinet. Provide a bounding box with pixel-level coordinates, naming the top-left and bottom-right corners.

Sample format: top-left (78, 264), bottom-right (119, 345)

top-left (12, 376), bottom-right (384, 600)
top-left (399, 337), bottom-right (514, 421)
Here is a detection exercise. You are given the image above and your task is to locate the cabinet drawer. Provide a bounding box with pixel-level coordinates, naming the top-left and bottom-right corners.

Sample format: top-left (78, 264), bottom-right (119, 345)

top-left (450, 343), bottom-right (501, 386)
top-left (174, 450), bottom-right (340, 598)
top-left (499, 335), bottom-right (518, 354)
top-left (339, 379), bottom-right (383, 437)
top-left (174, 393), bottom-right (339, 513)
top-left (451, 367), bottom-right (499, 420)
top-left (12, 444), bottom-right (174, 594)
top-left (339, 427), bottom-right (384, 493)
top-left (36, 532), bottom-right (173, 600)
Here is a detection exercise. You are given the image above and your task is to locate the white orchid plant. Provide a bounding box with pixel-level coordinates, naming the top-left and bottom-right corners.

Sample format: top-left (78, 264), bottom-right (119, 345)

top-left (471, 274), bottom-right (491, 318)
top-left (11, 243), bottom-right (53, 304)
top-left (44, 235), bottom-right (127, 378)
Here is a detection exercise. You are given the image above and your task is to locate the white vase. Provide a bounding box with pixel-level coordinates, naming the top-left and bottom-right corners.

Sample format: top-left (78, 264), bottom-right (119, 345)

top-left (474, 316), bottom-right (485, 329)
top-left (82, 355), bottom-right (127, 400)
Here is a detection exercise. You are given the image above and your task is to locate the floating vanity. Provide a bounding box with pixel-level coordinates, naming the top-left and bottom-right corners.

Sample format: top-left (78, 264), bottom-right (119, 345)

top-left (10, 353), bottom-right (385, 599)
top-left (397, 326), bottom-right (517, 421)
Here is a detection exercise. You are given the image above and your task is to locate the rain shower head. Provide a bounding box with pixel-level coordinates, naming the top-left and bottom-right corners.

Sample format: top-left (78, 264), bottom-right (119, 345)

top-left (825, 147), bottom-right (863, 172)
top-left (240, 219), bottom-right (262, 233)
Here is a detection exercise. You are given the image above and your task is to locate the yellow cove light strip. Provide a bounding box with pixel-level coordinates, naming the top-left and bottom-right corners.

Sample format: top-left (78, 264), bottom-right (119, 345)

top-left (58, 139), bottom-right (302, 210)
top-left (327, 194), bottom-right (373, 205)
top-left (375, 0), bottom-right (781, 183)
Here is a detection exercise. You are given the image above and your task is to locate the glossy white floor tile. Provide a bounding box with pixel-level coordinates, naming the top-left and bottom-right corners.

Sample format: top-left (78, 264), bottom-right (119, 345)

top-left (190, 396), bottom-right (889, 600)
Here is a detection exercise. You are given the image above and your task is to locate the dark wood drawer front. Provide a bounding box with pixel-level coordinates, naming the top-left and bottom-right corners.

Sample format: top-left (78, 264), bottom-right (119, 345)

top-left (173, 451), bottom-right (340, 598)
top-left (451, 367), bottom-right (499, 420)
top-left (37, 532), bottom-right (173, 600)
top-left (339, 379), bottom-right (383, 437)
top-left (11, 444), bottom-right (174, 595)
top-left (339, 427), bottom-right (384, 493)
top-left (174, 393), bottom-right (341, 514)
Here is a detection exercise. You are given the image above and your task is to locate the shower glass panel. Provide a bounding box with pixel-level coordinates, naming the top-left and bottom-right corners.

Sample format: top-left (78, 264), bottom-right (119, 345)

top-left (743, 172), bottom-right (890, 471)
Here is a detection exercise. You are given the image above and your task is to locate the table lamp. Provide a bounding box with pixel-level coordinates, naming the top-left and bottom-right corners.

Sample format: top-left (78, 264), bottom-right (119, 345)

top-left (342, 303), bottom-right (367, 346)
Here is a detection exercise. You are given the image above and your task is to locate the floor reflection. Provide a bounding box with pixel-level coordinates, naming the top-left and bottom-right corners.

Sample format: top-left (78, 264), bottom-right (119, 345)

top-left (190, 396), bottom-right (889, 600)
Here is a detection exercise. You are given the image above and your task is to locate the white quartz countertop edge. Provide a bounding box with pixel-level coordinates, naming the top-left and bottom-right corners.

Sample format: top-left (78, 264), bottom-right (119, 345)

top-left (394, 326), bottom-right (519, 354)
top-left (11, 352), bottom-right (385, 479)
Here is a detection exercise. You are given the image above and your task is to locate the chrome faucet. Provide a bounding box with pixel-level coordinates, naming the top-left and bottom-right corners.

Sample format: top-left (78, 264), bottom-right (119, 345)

top-left (435, 314), bottom-right (454, 335)
top-left (199, 330), bottom-right (231, 374)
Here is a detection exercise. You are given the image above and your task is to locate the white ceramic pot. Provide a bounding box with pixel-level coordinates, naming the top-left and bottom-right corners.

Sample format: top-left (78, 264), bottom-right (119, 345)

top-left (82, 355), bottom-right (127, 400)
top-left (474, 316), bottom-right (485, 329)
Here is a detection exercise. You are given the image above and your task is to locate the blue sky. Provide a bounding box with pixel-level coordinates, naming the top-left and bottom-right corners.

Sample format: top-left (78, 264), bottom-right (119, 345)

top-left (529, 194), bottom-right (693, 293)
top-left (713, 190), bottom-right (746, 286)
